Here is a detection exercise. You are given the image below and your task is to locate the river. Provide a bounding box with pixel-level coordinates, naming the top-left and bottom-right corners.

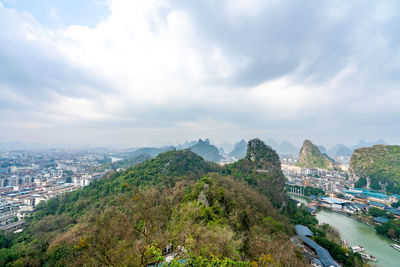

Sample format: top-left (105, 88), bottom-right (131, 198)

top-left (287, 193), bottom-right (400, 266)
top-left (288, 193), bottom-right (310, 204)
top-left (316, 210), bottom-right (400, 267)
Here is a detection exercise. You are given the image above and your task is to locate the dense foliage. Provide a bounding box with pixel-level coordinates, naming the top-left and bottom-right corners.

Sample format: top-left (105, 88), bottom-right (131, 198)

top-left (392, 201), bottom-right (400, 208)
top-left (297, 140), bottom-right (335, 170)
top-left (368, 207), bottom-right (392, 219)
top-left (376, 219), bottom-right (400, 239)
top-left (222, 139), bottom-right (287, 207)
top-left (354, 177), bottom-right (367, 188)
top-left (0, 144), bottom-right (308, 266)
top-left (350, 145), bottom-right (400, 194)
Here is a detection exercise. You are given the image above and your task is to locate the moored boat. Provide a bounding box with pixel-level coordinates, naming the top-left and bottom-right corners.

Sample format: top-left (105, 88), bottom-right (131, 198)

top-left (351, 245), bottom-right (365, 253)
top-left (359, 252), bottom-right (377, 262)
top-left (391, 243), bottom-right (400, 251)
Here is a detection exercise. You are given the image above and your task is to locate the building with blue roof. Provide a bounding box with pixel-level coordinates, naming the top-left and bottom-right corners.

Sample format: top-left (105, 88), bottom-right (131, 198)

top-left (295, 225), bottom-right (339, 267)
top-left (368, 201), bottom-right (386, 209)
top-left (320, 197), bottom-right (346, 211)
top-left (298, 234), bottom-right (339, 267)
top-left (345, 188), bottom-right (390, 201)
top-left (321, 197), bottom-right (346, 205)
top-left (386, 208), bottom-right (400, 218)
top-left (373, 216), bottom-right (389, 224)
top-left (295, 224), bottom-right (313, 237)
top-left (353, 202), bottom-right (367, 211)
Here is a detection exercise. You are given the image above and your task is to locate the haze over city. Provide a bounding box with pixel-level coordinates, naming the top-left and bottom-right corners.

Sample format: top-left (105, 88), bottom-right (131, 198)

top-left (1, 0), bottom-right (400, 147)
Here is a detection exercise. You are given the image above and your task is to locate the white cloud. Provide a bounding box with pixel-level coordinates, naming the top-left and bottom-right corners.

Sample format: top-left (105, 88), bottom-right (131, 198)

top-left (1, 0), bottom-right (400, 145)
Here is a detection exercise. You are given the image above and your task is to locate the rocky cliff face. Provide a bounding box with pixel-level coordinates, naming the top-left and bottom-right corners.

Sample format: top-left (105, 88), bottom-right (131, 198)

top-left (349, 145), bottom-right (400, 192)
top-left (228, 138), bottom-right (287, 207)
top-left (297, 140), bottom-right (335, 170)
top-left (246, 138), bottom-right (282, 172)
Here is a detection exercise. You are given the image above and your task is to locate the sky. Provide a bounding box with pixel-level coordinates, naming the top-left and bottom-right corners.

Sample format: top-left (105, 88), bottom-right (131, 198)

top-left (1, 0), bottom-right (400, 148)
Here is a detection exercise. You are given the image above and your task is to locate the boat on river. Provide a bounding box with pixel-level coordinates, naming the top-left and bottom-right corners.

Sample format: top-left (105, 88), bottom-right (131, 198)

top-left (359, 252), bottom-right (377, 262)
top-left (351, 245), bottom-right (364, 253)
top-left (391, 243), bottom-right (400, 251)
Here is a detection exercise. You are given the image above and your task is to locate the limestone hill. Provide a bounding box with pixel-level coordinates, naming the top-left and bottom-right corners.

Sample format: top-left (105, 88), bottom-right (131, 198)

top-left (349, 145), bottom-right (400, 193)
top-left (297, 140), bottom-right (335, 170)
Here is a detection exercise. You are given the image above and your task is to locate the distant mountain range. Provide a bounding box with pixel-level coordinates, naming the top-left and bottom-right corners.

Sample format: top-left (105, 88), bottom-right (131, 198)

top-left (264, 139), bottom-right (299, 155)
top-left (124, 146), bottom-right (175, 158)
top-left (0, 139), bottom-right (390, 162)
top-left (326, 139), bottom-right (387, 157)
top-left (317, 145), bottom-right (327, 154)
top-left (229, 139), bottom-right (247, 159)
top-left (219, 138), bottom-right (300, 159)
top-left (189, 139), bottom-right (222, 162)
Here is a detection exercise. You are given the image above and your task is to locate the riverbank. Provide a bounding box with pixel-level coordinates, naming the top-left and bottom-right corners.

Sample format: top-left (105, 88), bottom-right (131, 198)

top-left (288, 193), bottom-right (399, 242)
top-left (316, 210), bottom-right (400, 267)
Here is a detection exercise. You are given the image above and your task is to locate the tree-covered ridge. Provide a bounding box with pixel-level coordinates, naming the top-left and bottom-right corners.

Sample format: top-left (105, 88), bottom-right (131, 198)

top-left (223, 138), bottom-right (287, 207)
top-left (0, 142), bottom-right (308, 266)
top-left (297, 140), bottom-right (335, 170)
top-left (54, 174), bottom-right (305, 266)
top-left (350, 145), bottom-right (400, 193)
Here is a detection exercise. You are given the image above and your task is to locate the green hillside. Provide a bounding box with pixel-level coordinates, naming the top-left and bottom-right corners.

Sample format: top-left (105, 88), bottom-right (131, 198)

top-left (350, 145), bottom-right (400, 193)
top-left (0, 143), bottom-right (309, 266)
top-left (297, 140), bottom-right (335, 170)
top-left (223, 138), bottom-right (287, 207)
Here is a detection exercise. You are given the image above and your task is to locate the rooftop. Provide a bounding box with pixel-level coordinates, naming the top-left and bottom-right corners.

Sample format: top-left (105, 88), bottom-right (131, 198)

top-left (373, 217), bottom-right (389, 224)
top-left (321, 197), bottom-right (345, 205)
top-left (386, 208), bottom-right (400, 216)
top-left (295, 224), bottom-right (313, 237)
top-left (298, 233), bottom-right (339, 267)
top-left (368, 201), bottom-right (386, 208)
top-left (353, 202), bottom-right (366, 209)
top-left (354, 194), bottom-right (368, 199)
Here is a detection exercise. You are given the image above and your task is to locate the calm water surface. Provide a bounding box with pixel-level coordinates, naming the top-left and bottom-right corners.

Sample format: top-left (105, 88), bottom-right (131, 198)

top-left (316, 210), bottom-right (400, 267)
top-left (288, 193), bottom-right (310, 204)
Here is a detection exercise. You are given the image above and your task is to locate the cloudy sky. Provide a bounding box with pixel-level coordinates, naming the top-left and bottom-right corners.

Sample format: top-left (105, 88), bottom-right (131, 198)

top-left (1, 0), bottom-right (400, 148)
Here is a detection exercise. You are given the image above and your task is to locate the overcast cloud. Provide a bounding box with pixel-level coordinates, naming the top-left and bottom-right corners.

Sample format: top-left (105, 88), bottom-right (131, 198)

top-left (1, 0), bottom-right (400, 147)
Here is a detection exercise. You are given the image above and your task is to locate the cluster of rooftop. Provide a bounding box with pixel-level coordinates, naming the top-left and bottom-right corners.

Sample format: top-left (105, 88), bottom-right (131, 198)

top-left (293, 225), bottom-right (339, 267)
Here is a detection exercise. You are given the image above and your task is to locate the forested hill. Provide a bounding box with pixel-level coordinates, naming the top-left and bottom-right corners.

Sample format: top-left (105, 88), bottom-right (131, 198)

top-left (223, 138), bottom-right (287, 207)
top-left (0, 141), bottom-right (307, 266)
top-left (349, 145), bottom-right (400, 193)
top-left (297, 140), bottom-right (335, 170)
